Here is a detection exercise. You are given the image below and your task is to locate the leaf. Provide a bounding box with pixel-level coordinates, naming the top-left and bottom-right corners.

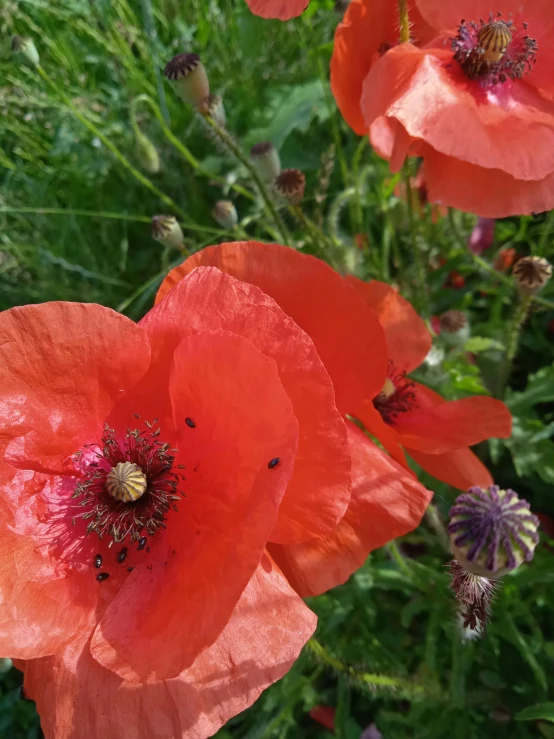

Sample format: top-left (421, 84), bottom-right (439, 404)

top-left (464, 336), bottom-right (503, 353)
top-left (506, 364), bottom-right (554, 413)
top-left (516, 703), bottom-right (554, 723)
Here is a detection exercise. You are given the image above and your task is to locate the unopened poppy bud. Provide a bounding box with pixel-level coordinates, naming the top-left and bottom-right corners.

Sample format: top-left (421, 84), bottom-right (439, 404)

top-left (250, 141), bottom-right (281, 182)
top-left (275, 169), bottom-right (306, 205)
top-left (151, 215), bottom-right (184, 251)
top-left (197, 94), bottom-right (226, 128)
top-left (513, 255), bottom-right (552, 296)
top-left (163, 53), bottom-right (209, 107)
top-left (448, 485), bottom-right (540, 578)
top-left (468, 217), bottom-right (495, 255)
top-left (136, 130), bottom-right (160, 173)
top-left (212, 200), bottom-right (238, 229)
top-left (11, 35), bottom-right (40, 67)
top-left (439, 310), bottom-right (470, 346)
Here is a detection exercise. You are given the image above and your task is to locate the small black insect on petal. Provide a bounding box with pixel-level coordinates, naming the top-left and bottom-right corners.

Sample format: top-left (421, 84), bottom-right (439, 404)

top-left (94, 554), bottom-right (103, 569)
top-left (96, 572), bottom-right (110, 582)
top-left (117, 547), bottom-right (128, 564)
top-left (268, 457), bottom-right (280, 469)
top-left (137, 536), bottom-right (147, 551)
top-left (185, 417), bottom-right (196, 429)
top-left (127, 567), bottom-right (135, 573)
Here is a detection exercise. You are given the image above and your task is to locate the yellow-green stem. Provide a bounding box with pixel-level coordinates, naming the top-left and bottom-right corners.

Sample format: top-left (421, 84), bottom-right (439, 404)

top-left (398, 0), bottom-right (411, 43)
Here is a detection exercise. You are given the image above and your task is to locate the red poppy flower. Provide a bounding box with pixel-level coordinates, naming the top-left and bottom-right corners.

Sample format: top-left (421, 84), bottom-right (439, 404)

top-left (332, 0), bottom-right (554, 217)
top-left (244, 0), bottom-right (308, 20)
top-left (344, 277), bottom-right (512, 490)
top-left (1, 261), bottom-right (432, 737)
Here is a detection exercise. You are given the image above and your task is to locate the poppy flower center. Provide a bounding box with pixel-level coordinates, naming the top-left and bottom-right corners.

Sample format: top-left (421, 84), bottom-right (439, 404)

top-left (72, 417), bottom-right (185, 545)
top-left (373, 363), bottom-right (417, 424)
top-left (451, 13), bottom-right (537, 86)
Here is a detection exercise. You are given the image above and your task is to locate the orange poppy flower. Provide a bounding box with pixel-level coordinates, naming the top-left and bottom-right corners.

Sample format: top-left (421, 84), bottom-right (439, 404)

top-left (157, 242), bottom-right (510, 523)
top-left (1, 263), bottom-right (431, 737)
top-left (331, 0), bottom-right (554, 217)
top-left (244, 0), bottom-right (308, 20)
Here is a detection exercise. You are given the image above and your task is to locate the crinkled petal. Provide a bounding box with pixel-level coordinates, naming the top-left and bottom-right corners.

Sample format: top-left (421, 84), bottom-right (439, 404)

top-left (22, 556), bottom-right (316, 739)
top-left (155, 243), bottom-right (388, 415)
top-left (345, 276), bottom-right (431, 372)
top-left (269, 422), bottom-right (432, 597)
top-left (408, 446), bottom-right (493, 490)
top-left (245, 0), bottom-right (308, 19)
top-left (0, 303), bottom-right (150, 474)
top-left (91, 330), bottom-right (298, 681)
top-left (151, 263), bottom-right (351, 545)
top-left (353, 400), bottom-right (409, 469)
top-left (393, 383), bottom-right (512, 454)
top-left (331, 0), bottom-right (436, 135)
top-left (423, 143), bottom-right (554, 217)
top-left (362, 44), bottom-right (554, 182)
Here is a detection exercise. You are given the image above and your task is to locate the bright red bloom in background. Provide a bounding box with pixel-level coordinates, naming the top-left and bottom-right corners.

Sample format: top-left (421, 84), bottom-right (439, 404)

top-left (158, 242), bottom-right (510, 517)
top-left (1, 258), bottom-right (431, 737)
top-left (331, 0), bottom-right (554, 217)
top-left (245, 0), bottom-right (308, 20)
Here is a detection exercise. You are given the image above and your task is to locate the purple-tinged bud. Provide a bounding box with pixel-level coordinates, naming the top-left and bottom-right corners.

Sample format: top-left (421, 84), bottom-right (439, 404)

top-left (468, 217), bottom-right (495, 255)
top-left (439, 310), bottom-right (470, 347)
top-left (275, 169), bottom-right (305, 205)
top-left (163, 53), bottom-right (209, 107)
top-left (513, 255), bottom-right (552, 296)
top-left (11, 36), bottom-right (40, 67)
top-left (151, 215), bottom-right (185, 251)
top-left (212, 201), bottom-right (238, 229)
top-left (448, 485), bottom-right (539, 578)
top-left (250, 141), bottom-right (281, 182)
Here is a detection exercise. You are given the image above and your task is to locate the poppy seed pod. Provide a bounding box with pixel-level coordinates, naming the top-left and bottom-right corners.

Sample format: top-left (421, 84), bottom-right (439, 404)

top-left (448, 485), bottom-right (540, 578)
top-left (212, 201), bottom-right (238, 229)
top-left (151, 215), bottom-right (185, 251)
top-left (250, 142), bottom-right (281, 182)
top-left (11, 35), bottom-right (40, 67)
top-left (136, 130), bottom-right (160, 174)
top-left (197, 94), bottom-right (226, 128)
top-left (512, 256), bottom-right (552, 296)
top-left (163, 53), bottom-right (210, 107)
top-left (275, 169), bottom-right (306, 205)
top-left (439, 310), bottom-right (469, 347)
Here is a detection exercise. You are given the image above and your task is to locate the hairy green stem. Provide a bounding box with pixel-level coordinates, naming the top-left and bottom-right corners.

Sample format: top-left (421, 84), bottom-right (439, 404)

top-left (498, 293), bottom-right (533, 398)
top-left (398, 0), bottom-right (411, 43)
top-left (403, 167), bottom-right (428, 314)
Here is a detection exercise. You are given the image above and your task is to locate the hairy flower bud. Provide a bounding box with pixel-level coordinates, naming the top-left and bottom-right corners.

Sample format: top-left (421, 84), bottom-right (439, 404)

top-left (136, 130), bottom-right (160, 174)
top-left (212, 201), bottom-right (238, 229)
top-left (163, 53), bottom-right (209, 107)
top-left (11, 35), bottom-right (40, 67)
top-left (439, 310), bottom-right (470, 346)
top-left (448, 485), bottom-right (539, 578)
top-left (512, 255), bottom-right (552, 296)
top-left (151, 215), bottom-right (185, 251)
top-left (275, 169), bottom-right (306, 205)
top-left (197, 94), bottom-right (226, 128)
top-left (250, 141), bottom-right (281, 182)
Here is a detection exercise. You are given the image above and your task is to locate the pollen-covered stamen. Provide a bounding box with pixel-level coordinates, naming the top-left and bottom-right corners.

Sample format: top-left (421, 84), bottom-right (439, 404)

top-left (451, 12), bottom-right (537, 86)
top-left (373, 361), bottom-right (417, 424)
top-left (72, 419), bottom-right (185, 545)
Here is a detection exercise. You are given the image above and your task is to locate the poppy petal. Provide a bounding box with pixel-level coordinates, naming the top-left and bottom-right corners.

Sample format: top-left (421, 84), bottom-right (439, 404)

top-left (331, 0), bottom-right (436, 135)
top-left (361, 45), bottom-right (554, 183)
top-left (345, 276), bottom-right (431, 372)
top-left (408, 446), bottom-right (493, 489)
top-left (22, 556), bottom-right (316, 739)
top-left (245, 0), bottom-right (308, 20)
top-left (393, 383), bottom-right (512, 454)
top-left (91, 330), bottom-right (298, 681)
top-left (414, 0), bottom-right (553, 35)
top-left (268, 422), bottom-right (432, 597)
top-left (0, 303), bottom-right (150, 474)
top-left (151, 264), bottom-right (351, 545)
top-left (156, 242), bottom-right (388, 415)
top-left (423, 143), bottom-right (554, 217)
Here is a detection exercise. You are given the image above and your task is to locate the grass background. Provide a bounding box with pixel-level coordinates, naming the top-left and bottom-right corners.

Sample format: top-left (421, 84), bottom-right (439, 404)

top-left (2, 0), bottom-right (554, 736)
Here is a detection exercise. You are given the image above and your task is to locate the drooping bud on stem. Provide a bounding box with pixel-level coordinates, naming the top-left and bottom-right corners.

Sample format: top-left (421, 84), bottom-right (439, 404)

top-left (439, 310), bottom-right (470, 347)
top-left (11, 35), bottom-right (40, 67)
top-left (512, 255), bottom-right (552, 296)
top-left (151, 215), bottom-right (185, 251)
top-left (135, 129), bottom-right (160, 173)
top-left (275, 169), bottom-right (306, 205)
top-left (212, 201), bottom-right (238, 229)
top-left (163, 53), bottom-right (210, 107)
top-left (250, 142), bottom-right (281, 182)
